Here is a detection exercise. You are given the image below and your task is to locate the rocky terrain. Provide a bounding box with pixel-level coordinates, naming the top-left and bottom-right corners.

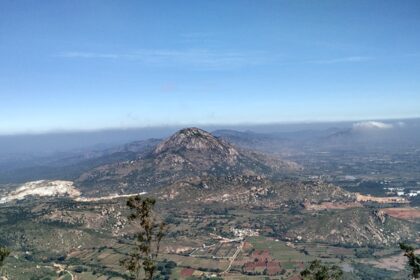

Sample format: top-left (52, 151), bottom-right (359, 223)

top-left (76, 128), bottom-right (301, 196)
top-left (285, 207), bottom-right (417, 247)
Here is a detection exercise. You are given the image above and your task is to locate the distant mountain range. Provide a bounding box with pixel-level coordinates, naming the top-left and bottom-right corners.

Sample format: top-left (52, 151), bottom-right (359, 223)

top-left (1, 119), bottom-right (419, 185)
top-left (214, 120), bottom-right (420, 154)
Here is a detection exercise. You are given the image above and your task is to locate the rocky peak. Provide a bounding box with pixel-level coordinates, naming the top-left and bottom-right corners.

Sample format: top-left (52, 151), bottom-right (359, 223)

top-left (153, 127), bottom-right (239, 160)
top-left (76, 127), bottom-right (299, 195)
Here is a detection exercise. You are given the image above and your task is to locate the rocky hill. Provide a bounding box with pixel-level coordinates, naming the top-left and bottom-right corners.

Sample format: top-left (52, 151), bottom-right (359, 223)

top-left (75, 128), bottom-right (300, 196)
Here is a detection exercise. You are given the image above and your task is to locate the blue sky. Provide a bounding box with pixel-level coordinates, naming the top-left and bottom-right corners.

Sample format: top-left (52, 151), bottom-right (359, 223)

top-left (1, 0), bottom-right (419, 134)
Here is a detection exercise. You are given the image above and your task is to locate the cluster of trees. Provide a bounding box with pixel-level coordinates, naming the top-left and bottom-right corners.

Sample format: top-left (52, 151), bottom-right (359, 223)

top-left (156, 260), bottom-right (177, 279)
top-left (300, 259), bottom-right (343, 280)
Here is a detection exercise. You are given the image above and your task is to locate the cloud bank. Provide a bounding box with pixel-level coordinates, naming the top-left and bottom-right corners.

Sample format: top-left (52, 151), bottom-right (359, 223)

top-left (352, 121), bottom-right (394, 130)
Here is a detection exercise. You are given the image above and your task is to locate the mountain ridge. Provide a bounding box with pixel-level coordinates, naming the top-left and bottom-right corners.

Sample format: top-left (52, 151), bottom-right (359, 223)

top-left (75, 127), bottom-right (300, 196)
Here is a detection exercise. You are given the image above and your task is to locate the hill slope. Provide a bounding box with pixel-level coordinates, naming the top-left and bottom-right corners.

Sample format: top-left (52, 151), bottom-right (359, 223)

top-left (76, 128), bottom-right (300, 196)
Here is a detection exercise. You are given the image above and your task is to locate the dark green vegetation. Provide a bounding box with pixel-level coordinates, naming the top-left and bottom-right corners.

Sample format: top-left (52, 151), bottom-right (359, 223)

top-left (300, 259), bottom-right (343, 280)
top-left (400, 243), bottom-right (420, 279)
top-left (121, 196), bottom-right (167, 280)
top-left (0, 246), bottom-right (10, 266)
top-left (0, 246), bottom-right (10, 276)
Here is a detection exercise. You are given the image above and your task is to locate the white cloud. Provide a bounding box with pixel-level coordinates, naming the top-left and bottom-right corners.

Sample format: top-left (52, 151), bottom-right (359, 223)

top-left (307, 56), bottom-right (373, 64)
top-left (58, 52), bottom-right (120, 59)
top-left (56, 49), bottom-right (267, 70)
top-left (353, 121), bottom-right (393, 130)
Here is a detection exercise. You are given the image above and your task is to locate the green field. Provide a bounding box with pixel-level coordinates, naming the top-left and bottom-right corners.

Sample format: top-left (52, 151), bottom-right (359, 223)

top-left (247, 236), bottom-right (311, 262)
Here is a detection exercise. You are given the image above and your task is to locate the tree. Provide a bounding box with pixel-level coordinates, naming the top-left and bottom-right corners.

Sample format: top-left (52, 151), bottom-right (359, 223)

top-left (400, 243), bottom-right (420, 279)
top-left (121, 196), bottom-right (167, 280)
top-left (300, 259), bottom-right (343, 280)
top-left (0, 246), bottom-right (10, 276)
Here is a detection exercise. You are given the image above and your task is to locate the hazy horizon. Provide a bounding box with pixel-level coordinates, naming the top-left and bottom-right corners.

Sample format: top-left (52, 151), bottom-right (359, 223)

top-left (1, 116), bottom-right (419, 136)
top-left (0, 117), bottom-right (419, 156)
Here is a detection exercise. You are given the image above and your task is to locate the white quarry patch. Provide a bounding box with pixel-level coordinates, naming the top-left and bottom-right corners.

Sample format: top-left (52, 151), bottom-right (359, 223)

top-left (0, 180), bottom-right (81, 204)
top-left (0, 180), bottom-right (148, 204)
